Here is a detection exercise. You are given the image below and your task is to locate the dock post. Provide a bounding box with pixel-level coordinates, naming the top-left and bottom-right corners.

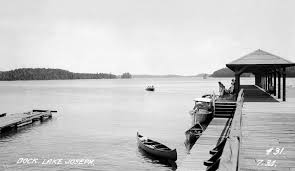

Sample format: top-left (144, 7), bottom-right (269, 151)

top-left (282, 67), bottom-right (286, 101)
top-left (40, 116), bottom-right (44, 122)
top-left (263, 74), bottom-right (267, 90)
top-left (270, 73), bottom-right (273, 86)
top-left (273, 72), bottom-right (276, 96)
top-left (278, 70), bottom-right (281, 99)
top-left (265, 74), bottom-right (269, 91)
top-left (48, 112), bottom-right (52, 118)
top-left (235, 73), bottom-right (240, 94)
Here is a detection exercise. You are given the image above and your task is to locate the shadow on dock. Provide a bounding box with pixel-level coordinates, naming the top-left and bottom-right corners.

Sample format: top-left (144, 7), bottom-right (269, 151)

top-left (137, 147), bottom-right (177, 170)
top-left (241, 85), bottom-right (279, 102)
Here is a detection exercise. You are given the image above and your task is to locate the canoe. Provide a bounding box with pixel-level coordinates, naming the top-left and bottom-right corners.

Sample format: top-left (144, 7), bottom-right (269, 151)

top-left (185, 122), bottom-right (204, 136)
top-left (185, 123), bottom-right (204, 142)
top-left (184, 123), bottom-right (204, 152)
top-left (137, 132), bottom-right (177, 161)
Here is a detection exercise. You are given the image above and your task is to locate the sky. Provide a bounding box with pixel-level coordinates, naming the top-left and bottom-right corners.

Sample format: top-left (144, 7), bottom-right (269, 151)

top-left (0, 0), bottom-right (295, 75)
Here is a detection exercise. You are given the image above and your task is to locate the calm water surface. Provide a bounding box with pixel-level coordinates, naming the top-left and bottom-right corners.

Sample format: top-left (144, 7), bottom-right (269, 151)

top-left (3, 77), bottom-right (293, 171)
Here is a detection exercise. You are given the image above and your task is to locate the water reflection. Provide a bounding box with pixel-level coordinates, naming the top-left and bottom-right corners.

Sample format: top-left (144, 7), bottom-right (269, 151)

top-left (137, 147), bottom-right (177, 171)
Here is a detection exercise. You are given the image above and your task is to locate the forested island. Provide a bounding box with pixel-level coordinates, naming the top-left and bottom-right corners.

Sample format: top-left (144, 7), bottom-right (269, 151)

top-left (0, 68), bottom-right (118, 81)
top-left (121, 72), bottom-right (132, 79)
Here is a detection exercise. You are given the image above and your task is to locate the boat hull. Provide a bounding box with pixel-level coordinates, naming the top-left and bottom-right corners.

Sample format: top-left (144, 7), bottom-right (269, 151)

top-left (137, 133), bottom-right (177, 161)
top-left (193, 111), bottom-right (212, 124)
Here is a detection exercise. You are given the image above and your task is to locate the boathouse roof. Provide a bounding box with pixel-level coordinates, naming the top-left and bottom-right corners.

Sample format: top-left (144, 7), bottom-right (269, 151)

top-left (226, 49), bottom-right (295, 72)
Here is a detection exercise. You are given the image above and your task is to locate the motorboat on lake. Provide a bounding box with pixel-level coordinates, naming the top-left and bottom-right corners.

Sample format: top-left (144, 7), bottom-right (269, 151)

top-left (145, 86), bottom-right (155, 91)
top-left (189, 97), bottom-right (213, 124)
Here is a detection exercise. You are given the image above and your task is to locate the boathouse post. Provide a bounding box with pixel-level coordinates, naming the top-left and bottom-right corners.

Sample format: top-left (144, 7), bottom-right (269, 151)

top-left (255, 74), bottom-right (261, 87)
top-left (235, 73), bottom-right (240, 94)
top-left (278, 70), bottom-right (281, 99)
top-left (264, 74), bottom-right (267, 90)
top-left (266, 73), bottom-right (269, 91)
top-left (261, 74), bottom-right (265, 89)
top-left (282, 67), bottom-right (286, 101)
top-left (273, 71), bottom-right (276, 96)
top-left (269, 72), bottom-right (273, 87)
top-left (268, 73), bottom-right (271, 90)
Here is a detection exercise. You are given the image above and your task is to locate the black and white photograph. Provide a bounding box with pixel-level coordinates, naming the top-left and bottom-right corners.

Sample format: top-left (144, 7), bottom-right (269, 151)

top-left (0, 0), bottom-right (295, 170)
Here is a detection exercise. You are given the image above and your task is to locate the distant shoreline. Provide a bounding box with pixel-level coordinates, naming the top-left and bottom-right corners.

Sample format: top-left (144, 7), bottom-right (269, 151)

top-left (1, 67), bottom-right (295, 81)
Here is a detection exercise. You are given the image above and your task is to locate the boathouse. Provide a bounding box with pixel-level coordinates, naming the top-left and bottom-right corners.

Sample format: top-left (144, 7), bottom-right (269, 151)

top-left (226, 49), bottom-right (295, 101)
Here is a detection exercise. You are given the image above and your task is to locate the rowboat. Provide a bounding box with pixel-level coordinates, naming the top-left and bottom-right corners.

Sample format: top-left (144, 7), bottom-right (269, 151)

top-left (145, 86), bottom-right (155, 91)
top-left (137, 132), bottom-right (177, 161)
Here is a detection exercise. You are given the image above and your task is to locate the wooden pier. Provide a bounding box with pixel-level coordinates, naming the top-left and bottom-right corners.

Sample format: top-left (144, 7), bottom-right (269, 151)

top-left (178, 118), bottom-right (231, 171)
top-left (0, 110), bottom-right (57, 134)
top-left (219, 85), bottom-right (295, 171)
top-left (238, 85), bottom-right (295, 171)
top-left (179, 84), bottom-right (295, 171)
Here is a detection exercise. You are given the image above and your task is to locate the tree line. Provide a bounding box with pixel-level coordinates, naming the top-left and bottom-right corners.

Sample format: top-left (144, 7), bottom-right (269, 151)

top-left (0, 68), bottom-right (118, 81)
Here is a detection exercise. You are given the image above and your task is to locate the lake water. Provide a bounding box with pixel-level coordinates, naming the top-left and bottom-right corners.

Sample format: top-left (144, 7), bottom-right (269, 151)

top-left (0, 77), bottom-right (294, 171)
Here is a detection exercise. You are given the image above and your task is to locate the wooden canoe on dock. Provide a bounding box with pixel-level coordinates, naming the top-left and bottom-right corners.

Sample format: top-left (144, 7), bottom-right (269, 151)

top-left (137, 132), bottom-right (177, 161)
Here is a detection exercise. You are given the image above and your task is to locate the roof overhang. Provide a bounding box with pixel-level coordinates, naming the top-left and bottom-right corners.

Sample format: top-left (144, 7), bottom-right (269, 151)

top-left (226, 49), bottom-right (295, 74)
top-left (226, 63), bottom-right (295, 74)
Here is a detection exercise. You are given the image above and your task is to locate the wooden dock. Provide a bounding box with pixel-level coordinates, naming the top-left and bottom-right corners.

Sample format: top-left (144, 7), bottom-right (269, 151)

top-left (218, 85), bottom-right (295, 171)
top-left (178, 118), bottom-right (231, 171)
top-left (179, 84), bottom-right (295, 171)
top-left (238, 86), bottom-right (295, 171)
top-left (0, 110), bottom-right (57, 133)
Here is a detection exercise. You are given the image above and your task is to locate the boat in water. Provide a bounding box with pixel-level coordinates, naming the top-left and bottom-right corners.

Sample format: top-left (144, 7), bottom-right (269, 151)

top-left (189, 97), bottom-right (213, 124)
top-left (184, 122), bottom-right (204, 152)
top-left (145, 86), bottom-right (155, 91)
top-left (137, 132), bottom-right (177, 161)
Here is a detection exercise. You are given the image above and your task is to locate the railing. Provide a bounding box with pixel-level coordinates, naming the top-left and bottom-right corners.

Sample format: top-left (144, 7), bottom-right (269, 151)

top-left (217, 89), bottom-right (244, 171)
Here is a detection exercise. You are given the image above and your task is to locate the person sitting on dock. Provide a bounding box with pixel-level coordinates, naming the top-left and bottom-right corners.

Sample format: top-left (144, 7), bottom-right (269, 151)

top-left (218, 79), bottom-right (235, 97)
top-left (227, 79), bottom-right (235, 94)
top-left (218, 82), bottom-right (226, 96)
